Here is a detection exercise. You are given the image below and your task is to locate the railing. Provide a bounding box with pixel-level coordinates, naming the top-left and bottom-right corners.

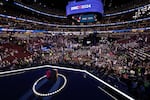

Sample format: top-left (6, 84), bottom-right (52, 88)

top-left (0, 13), bottom-right (150, 28)
top-left (14, 2), bottom-right (67, 19)
top-left (0, 27), bottom-right (149, 33)
top-left (14, 2), bottom-right (150, 18)
top-left (129, 47), bottom-right (150, 60)
top-left (105, 4), bottom-right (150, 17)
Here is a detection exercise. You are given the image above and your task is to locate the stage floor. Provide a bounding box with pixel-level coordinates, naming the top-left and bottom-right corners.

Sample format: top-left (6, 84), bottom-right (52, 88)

top-left (0, 65), bottom-right (133, 100)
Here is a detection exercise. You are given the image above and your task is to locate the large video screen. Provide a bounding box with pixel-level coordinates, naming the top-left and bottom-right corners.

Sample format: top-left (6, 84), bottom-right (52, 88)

top-left (66, 0), bottom-right (104, 16)
top-left (80, 14), bottom-right (96, 22)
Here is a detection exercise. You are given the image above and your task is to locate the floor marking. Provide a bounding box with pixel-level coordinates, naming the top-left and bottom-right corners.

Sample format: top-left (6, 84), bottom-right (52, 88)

top-left (98, 86), bottom-right (118, 100)
top-left (0, 71), bottom-right (25, 77)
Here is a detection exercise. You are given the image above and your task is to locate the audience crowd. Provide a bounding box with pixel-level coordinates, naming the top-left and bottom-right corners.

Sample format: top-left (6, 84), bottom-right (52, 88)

top-left (0, 32), bottom-right (150, 99)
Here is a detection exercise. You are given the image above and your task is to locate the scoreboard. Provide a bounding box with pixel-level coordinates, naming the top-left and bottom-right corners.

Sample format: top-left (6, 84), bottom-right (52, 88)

top-left (79, 14), bottom-right (97, 23)
top-left (66, 0), bottom-right (104, 22)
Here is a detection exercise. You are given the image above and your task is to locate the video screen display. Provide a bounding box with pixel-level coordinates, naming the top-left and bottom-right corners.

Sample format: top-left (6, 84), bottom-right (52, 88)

top-left (66, 0), bottom-right (104, 16)
top-left (80, 14), bottom-right (96, 22)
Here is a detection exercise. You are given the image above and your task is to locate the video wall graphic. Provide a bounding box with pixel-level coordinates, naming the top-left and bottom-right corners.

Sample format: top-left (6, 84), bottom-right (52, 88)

top-left (66, 0), bottom-right (104, 17)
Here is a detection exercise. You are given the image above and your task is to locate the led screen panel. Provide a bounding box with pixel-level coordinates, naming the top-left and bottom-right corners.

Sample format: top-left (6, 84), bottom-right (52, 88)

top-left (66, 0), bottom-right (104, 16)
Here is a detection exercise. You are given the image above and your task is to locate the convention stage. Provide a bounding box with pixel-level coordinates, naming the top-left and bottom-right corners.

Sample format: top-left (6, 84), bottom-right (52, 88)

top-left (0, 65), bottom-right (134, 100)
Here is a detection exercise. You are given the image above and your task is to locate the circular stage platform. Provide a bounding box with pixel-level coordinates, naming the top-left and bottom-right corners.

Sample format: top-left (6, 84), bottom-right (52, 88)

top-left (32, 73), bottom-right (67, 97)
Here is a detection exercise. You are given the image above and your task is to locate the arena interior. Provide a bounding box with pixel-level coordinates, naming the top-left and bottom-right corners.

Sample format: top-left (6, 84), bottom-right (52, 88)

top-left (0, 0), bottom-right (150, 100)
